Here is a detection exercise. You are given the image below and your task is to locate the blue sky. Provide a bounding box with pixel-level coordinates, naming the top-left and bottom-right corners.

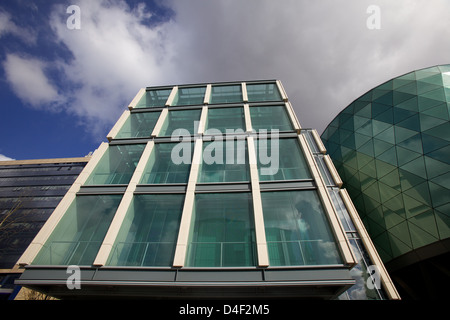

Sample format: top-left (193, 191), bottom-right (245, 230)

top-left (1, 0), bottom-right (450, 161)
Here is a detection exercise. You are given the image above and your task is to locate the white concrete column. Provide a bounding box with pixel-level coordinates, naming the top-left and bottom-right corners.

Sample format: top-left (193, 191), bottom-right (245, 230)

top-left (172, 138), bottom-right (202, 267)
top-left (311, 129), bottom-right (327, 154)
top-left (128, 88), bottom-right (145, 110)
top-left (241, 82), bottom-right (248, 102)
top-left (284, 102), bottom-right (301, 133)
top-left (247, 136), bottom-right (269, 267)
top-left (244, 104), bottom-right (253, 133)
top-left (106, 110), bottom-right (130, 141)
top-left (276, 80), bottom-right (288, 102)
top-left (165, 86), bottom-right (178, 106)
top-left (151, 108), bottom-right (169, 137)
top-left (203, 84), bottom-right (212, 105)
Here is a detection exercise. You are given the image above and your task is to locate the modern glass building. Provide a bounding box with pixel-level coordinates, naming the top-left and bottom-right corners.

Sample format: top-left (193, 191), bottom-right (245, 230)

top-left (321, 65), bottom-right (450, 299)
top-left (0, 157), bottom-right (90, 299)
top-left (16, 81), bottom-right (399, 299)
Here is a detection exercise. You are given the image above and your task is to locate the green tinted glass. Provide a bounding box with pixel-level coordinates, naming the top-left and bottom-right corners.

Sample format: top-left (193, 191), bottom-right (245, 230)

top-left (172, 87), bottom-right (206, 106)
top-left (246, 83), bottom-right (282, 102)
top-left (186, 193), bottom-right (256, 267)
top-left (85, 144), bottom-right (145, 185)
top-left (115, 111), bottom-right (160, 139)
top-left (107, 194), bottom-right (184, 267)
top-left (32, 195), bottom-right (122, 265)
top-left (210, 85), bottom-right (242, 104)
top-left (159, 109), bottom-right (202, 137)
top-left (135, 89), bottom-right (172, 108)
top-left (261, 190), bottom-right (342, 266)
top-left (206, 107), bottom-right (245, 133)
top-left (250, 105), bottom-right (293, 131)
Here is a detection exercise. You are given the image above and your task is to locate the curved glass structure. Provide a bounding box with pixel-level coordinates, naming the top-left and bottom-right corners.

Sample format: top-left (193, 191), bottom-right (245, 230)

top-left (321, 65), bottom-right (450, 299)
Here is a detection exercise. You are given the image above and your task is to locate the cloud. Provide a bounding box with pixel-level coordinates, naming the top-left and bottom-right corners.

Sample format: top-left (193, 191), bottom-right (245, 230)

top-left (3, 0), bottom-right (450, 142)
top-left (2, 54), bottom-right (63, 109)
top-left (0, 10), bottom-right (37, 45)
top-left (0, 154), bottom-right (15, 161)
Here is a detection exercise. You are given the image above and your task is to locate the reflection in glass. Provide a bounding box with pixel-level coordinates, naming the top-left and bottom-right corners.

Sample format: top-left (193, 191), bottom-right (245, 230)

top-left (115, 111), bottom-right (160, 139)
top-left (261, 190), bottom-right (342, 266)
top-left (246, 83), bottom-right (281, 102)
top-left (135, 89), bottom-right (172, 108)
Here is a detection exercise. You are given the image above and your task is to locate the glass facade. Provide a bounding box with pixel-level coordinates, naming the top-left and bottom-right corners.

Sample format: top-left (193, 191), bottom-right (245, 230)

top-left (17, 81), bottom-right (398, 300)
top-left (255, 138), bottom-right (312, 181)
top-left (107, 194), bottom-right (184, 267)
top-left (250, 105), bottom-right (293, 132)
top-left (186, 192), bottom-right (256, 267)
top-left (206, 107), bottom-right (245, 133)
top-left (321, 65), bottom-right (450, 299)
top-left (85, 144), bottom-right (145, 185)
top-left (140, 142), bottom-right (194, 184)
top-left (135, 88), bottom-right (172, 108)
top-left (198, 138), bottom-right (249, 183)
top-left (159, 109), bottom-right (202, 137)
top-left (321, 65), bottom-right (450, 263)
top-left (32, 195), bottom-right (122, 266)
top-left (172, 86), bottom-right (206, 106)
top-left (115, 111), bottom-right (160, 139)
top-left (261, 190), bottom-right (341, 266)
top-left (210, 85), bottom-right (242, 104)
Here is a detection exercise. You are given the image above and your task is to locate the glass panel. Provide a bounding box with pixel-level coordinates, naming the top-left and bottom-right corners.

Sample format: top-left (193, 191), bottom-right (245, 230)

top-left (261, 190), bottom-right (342, 266)
top-left (172, 87), bottom-right (206, 106)
top-left (85, 144), bottom-right (145, 185)
top-left (246, 83), bottom-right (282, 102)
top-left (135, 89), bottom-right (172, 108)
top-left (206, 107), bottom-right (245, 133)
top-left (140, 142), bottom-right (194, 184)
top-left (209, 85), bottom-right (242, 104)
top-left (250, 106), bottom-right (293, 131)
top-left (198, 138), bottom-right (249, 183)
top-left (107, 194), bottom-right (184, 267)
top-left (186, 193), bottom-right (256, 267)
top-left (159, 109), bottom-right (202, 137)
top-left (256, 138), bottom-right (312, 181)
top-left (32, 195), bottom-right (122, 265)
top-left (115, 111), bottom-right (161, 139)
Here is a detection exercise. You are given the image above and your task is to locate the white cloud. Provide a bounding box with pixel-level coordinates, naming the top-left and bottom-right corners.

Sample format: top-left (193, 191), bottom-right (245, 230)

top-left (2, 54), bottom-right (63, 109)
top-left (3, 0), bottom-right (450, 140)
top-left (0, 154), bottom-right (15, 161)
top-left (0, 10), bottom-right (37, 45)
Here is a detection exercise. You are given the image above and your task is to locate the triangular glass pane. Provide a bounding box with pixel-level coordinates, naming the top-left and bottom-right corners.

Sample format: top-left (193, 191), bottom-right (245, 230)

top-left (383, 194), bottom-right (405, 216)
top-left (393, 107), bottom-right (417, 124)
top-left (374, 107), bottom-right (394, 124)
top-left (372, 119), bottom-right (392, 136)
top-left (417, 73), bottom-right (443, 86)
top-left (379, 168), bottom-right (401, 191)
top-left (399, 168), bottom-right (426, 191)
top-left (372, 88), bottom-right (392, 101)
top-left (373, 138), bottom-right (393, 156)
top-left (424, 156), bottom-right (449, 179)
top-left (409, 211), bottom-right (438, 239)
top-left (396, 114), bottom-right (420, 131)
top-left (428, 145), bottom-right (450, 165)
top-left (373, 91), bottom-right (393, 106)
top-left (422, 103), bottom-right (449, 120)
top-left (419, 113), bottom-right (447, 132)
top-left (396, 81), bottom-right (417, 95)
top-left (393, 91), bottom-right (416, 105)
top-left (430, 172), bottom-right (450, 189)
top-left (393, 77), bottom-right (414, 90)
top-left (394, 126), bottom-right (417, 144)
top-left (403, 193), bottom-right (430, 219)
top-left (379, 182), bottom-right (400, 203)
top-left (419, 87), bottom-right (446, 102)
top-left (414, 67), bottom-right (441, 80)
top-left (428, 181), bottom-right (450, 208)
top-left (387, 224), bottom-right (413, 255)
top-left (396, 145), bottom-right (421, 166)
top-left (418, 95), bottom-right (443, 111)
top-left (422, 134), bottom-right (449, 155)
top-left (373, 232), bottom-right (393, 261)
top-left (403, 181), bottom-right (432, 207)
top-left (435, 211), bottom-right (450, 239)
top-left (375, 158), bottom-right (396, 178)
top-left (358, 139), bottom-right (375, 157)
top-left (397, 134), bottom-right (423, 154)
top-left (375, 126), bottom-right (395, 144)
top-left (383, 207), bottom-right (405, 229)
top-left (394, 96), bottom-right (419, 112)
top-left (372, 102), bottom-right (392, 118)
top-left (423, 122), bottom-right (450, 142)
top-left (400, 156), bottom-right (427, 178)
top-left (377, 146), bottom-right (397, 166)
top-left (408, 221), bottom-right (438, 249)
